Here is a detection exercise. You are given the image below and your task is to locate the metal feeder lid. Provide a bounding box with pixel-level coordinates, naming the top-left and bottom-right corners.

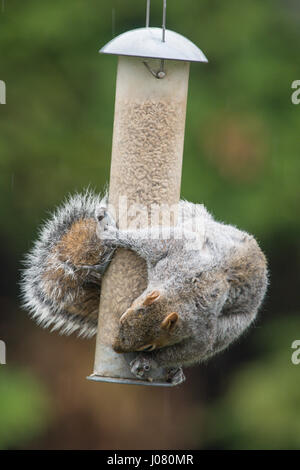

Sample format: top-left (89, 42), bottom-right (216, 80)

top-left (100, 27), bottom-right (208, 63)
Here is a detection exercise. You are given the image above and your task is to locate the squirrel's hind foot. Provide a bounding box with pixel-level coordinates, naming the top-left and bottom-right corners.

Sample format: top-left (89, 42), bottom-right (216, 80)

top-left (130, 357), bottom-right (185, 385)
top-left (166, 367), bottom-right (186, 385)
top-left (130, 355), bottom-right (158, 381)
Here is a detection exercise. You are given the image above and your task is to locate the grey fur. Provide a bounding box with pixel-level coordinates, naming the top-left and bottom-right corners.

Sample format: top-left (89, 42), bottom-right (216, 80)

top-left (96, 202), bottom-right (268, 377)
top-left (21, 192), bottom-right (268, 376)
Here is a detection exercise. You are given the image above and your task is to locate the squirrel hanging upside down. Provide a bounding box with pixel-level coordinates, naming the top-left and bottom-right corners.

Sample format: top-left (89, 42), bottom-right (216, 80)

top-left (21, 191), bottom-right (268, 382)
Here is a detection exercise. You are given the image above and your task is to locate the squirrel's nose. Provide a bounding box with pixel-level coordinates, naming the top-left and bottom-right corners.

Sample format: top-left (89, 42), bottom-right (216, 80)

top-left (112, 340), bottom-right (124, 354)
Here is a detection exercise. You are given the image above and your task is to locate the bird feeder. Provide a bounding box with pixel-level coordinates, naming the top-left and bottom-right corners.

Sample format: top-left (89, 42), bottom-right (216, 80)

top-left (87, 0), bottom-right (208, 386)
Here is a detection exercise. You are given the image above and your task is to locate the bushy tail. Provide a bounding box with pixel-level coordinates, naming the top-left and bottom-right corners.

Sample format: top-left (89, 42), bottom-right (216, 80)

top-left (21, 191), bottom-right (113, 338)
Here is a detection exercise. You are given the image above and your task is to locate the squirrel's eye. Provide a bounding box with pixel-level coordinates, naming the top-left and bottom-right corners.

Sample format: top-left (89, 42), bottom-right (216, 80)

top-left (138, 344), bottom-right (155, 352)
top-left (136, 307), bottom-right (145, 314)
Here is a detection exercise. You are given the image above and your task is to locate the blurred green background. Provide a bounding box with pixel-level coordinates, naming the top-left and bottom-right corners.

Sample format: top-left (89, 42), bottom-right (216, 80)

top-left (0, 0), bottom-right (299, 449)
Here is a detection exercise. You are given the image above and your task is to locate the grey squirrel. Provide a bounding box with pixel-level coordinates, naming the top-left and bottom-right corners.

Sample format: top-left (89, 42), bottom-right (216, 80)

top-left (21, 191), bottom-right (268, 381)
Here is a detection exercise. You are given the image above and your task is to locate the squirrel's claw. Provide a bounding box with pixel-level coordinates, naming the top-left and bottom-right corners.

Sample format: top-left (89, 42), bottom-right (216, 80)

top-left (78, 263), bottom-right (109, 274)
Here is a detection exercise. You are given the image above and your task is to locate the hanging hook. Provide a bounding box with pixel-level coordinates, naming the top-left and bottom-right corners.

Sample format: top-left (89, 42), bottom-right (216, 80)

top-left (143, 0), bottom-right (167, 79)
top-left (143, 60), bottom-right (165, 79)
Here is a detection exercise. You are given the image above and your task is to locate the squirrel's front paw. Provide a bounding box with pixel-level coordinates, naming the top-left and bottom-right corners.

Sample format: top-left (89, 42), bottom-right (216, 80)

top-left (95, 207), bottom-right (117, 241)
top-left (166, 367), bottom-right (186, 385)
top-left (130, 355), bottom-right (158, 381)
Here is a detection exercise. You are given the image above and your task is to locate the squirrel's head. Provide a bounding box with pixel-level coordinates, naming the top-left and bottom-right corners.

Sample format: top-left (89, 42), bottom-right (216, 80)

top-left (112, 290), bottom-right (181, 353)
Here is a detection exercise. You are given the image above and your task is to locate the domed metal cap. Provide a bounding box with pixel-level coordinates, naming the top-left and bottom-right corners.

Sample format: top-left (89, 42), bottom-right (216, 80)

top-left (100, 27), bottom-right (208, 63)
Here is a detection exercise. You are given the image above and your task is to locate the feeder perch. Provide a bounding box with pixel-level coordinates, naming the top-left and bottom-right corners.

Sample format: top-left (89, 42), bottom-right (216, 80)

top-left (87, 0), bottom-right (208, 386)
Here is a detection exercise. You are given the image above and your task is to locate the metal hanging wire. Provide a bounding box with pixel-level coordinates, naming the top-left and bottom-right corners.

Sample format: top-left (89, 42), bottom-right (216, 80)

top-left (162, 0), bottom-right (166, 42)
top-left (143, 0), bottom-right (167, 79)
top-left (146, 0), bottom-right (151, 28)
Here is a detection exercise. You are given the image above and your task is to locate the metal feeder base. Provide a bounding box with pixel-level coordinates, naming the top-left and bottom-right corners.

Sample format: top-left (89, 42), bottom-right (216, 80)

top-left (86, 374), bottom-right (184, 387)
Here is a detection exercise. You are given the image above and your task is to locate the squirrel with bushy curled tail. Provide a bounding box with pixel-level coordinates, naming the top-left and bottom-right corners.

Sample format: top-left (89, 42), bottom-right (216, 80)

top-left (21, 191), bottom-right (268, 384)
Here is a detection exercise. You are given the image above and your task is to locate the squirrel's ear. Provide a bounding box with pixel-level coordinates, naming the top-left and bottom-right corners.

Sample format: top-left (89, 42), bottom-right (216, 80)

top-left (161, 312), bottom-right (179, 331)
